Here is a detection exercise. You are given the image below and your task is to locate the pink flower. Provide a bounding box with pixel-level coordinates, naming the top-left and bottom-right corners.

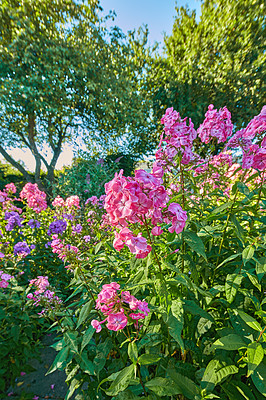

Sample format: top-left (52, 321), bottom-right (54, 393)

top-left (129, 312), bottom-right (146, 320)
top-left (151, 226), bottom-right (163, 236)
top-left (106, 312), bottom-right (128, 331)
top-left (5, 183), bottom-right (16, 194)
top-left (20, 183), bottom-right (47, 213)
top-left (50, 384), bottom-right (55, 390)
top-left (197, 104), bottom-right (233, 144)
top-left (91, 319), bottom-right (103, 333)
top-left (65, 195), bottom-right (80, 208)
top-left (137, 300), bottom-right (150, 316)
top-left (167, 203), bottom-right (187, 234)
top-left (20, 371), bottom-right (26, 376)
top-left (52, 196), bottom-right (65, 207)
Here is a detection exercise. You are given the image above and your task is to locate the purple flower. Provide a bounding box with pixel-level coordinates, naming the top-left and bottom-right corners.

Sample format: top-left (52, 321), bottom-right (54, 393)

top-left (5, 212), bottom-right (23, 231)
top-left (14, 241), bottom-right (31, 256)
top-left (28, 219), bottom-right (41, 229)
top-left (0, 252), bottom-right (4, 258)
top-left (48, 219), bottom-right (67, 235)
top-left (72, 224), bottom-right (82, 234)
top-left (63, 213), bottom-right (74, 221)
top-left (83, 235), bottom-right (91, 242)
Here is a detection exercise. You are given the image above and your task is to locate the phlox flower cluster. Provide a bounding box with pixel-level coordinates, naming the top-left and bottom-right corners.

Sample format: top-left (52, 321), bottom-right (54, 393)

top-left (72, 224), bottom-right (83, 234)
top-left (20, 183), bottom-right (47, 213)
top-left (91, 282), bottom-right (150, 332)
top-left (197, 104), bottom-right (233, 144)
top-left (157, 107), bottom-right (197, 166)
top-left (47, 219), bottom-right (67, 235)
top-left (28, 219), bottom-right (41, 229)
top-left (4, 183), bottom-right (16, 194)
top-left (52, 196), bottom-right (65, 208)
top-left (52, 195), bottom-right (80, 209)
top-left (85, 195), bottom-right (106, 208)
top-left (13, 241), bottom-right (33, 258)
top-left (4, 211), bottom-right (23, 231)
top-left (65, 195), bottom-right (80, 208)
top-left (104, 168), bottom-right (187, 258)
top-left (50, 234), bottom-right (79, 261)
top-left (0, 270), bottom-right (12, 288)
top-left (27, 275), bottom-right (61, 311)
top-left (227, 106), bottom-right (266, 171)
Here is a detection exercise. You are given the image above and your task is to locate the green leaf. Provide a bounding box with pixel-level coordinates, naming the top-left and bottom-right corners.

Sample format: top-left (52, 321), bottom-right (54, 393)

top-left (237, 182), bottom-right (250, 196)
top-left (225, 274), bottom-right (243, 303)
top-left (76, 352), bottom-right (95, 375)
top-left (256, 257), bottom-right (266, 282)
top-left (46, 346), bottom-right (70, 374)
top-left (128, 342), bottom-right (138, 364)
top-left (251, 362), bottom-right (266, 396)
top-left (247, 342), bottom-right (264, 376)
top-left (77, 300), bottom-right (93, 328)
top-left (105, 365), bottom-right (135, 396)
top-left (242, 245), bottom-right (254, 265)
top-left (183, 230), bottom-right (207, 260)
top-left (183, 299), bottom-right (214, 322)
top-left (216, 253), bottom-right (241, 269)
top-left (167, 298), bottom-right (184, 352)
top-left (65, 377), bottom-right (81, 400)
top-left (94, 337), bottom-right (113, 374)
top-left (64, 331), bottom-right (79, 353)
top-left (238, 311), bottom-right (262, 332)
top-left (246, 272), bottom-right (261, 291)
top-left (167, 367), bottom-right (201, 399)
top-left (212, 201), bottom-right (233, 215)
top-left (81, 326), bottom-right (94, 352)
top-left (138, 354), bottom-right (161, 365)
top-left (95, 242), bottom-right (102, 254)
top-left (66, 365), bottom-right (79, 382)
top-left (201, 359), bottom-right (238, 393)
top-left (144, 377), bottom-right (181, 396)
top-left (211, 334), bottom-right (246, 351)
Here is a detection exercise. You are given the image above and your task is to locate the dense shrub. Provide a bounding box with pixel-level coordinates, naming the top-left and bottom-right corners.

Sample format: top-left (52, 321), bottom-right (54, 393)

top-left (1, 104), bottom-right (265, 399)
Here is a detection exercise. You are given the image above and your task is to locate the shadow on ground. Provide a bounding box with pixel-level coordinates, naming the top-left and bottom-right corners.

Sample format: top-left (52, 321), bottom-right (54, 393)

top-left (6, 334), bottom-right (68, 400)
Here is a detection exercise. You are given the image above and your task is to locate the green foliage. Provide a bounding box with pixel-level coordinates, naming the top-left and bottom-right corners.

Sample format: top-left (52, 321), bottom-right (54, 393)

top-left (53, 152), bottom-right (136, 201)
top-left (0, 279), bottom-right (46, 393)
top-left (43, 160), bottom-right (266, 399)
top-left (0, 0), bottom-right (154, 190)
top-left (152, 0), bottom-right (265, 132)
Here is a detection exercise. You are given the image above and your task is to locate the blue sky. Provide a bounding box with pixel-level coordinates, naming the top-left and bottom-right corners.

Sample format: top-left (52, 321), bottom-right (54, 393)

top-left (100, 0), bottom-right (202, 46)
top-left (5, 0), bottom-right (202, 171)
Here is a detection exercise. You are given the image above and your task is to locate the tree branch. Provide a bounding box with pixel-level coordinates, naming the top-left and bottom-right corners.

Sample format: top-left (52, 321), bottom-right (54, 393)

top-left (0, 144), bottom-right (33, 182)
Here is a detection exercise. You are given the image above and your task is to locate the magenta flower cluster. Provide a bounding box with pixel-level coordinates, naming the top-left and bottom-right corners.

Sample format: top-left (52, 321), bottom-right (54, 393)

top-left (27, 276), bottom-right (61, 310)
top-left (197, 104), bottom-right (233, 144)
top-left (157, 106), bottom-right (197, 166)
top-left (91, 282), bottom-right (150, 332)
top-left (104, 168), bottom-right (187, 258)
top-left (227, 106), bottom-right (266, 170)
top-left (0, 270), bottom-right (12, 288)
top-left (20, 183), bottom-right (47, 213)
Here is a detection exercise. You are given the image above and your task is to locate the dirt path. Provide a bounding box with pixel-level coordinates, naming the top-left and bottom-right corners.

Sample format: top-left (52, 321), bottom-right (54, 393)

top-left (6, 334), bottom-right (68, 400)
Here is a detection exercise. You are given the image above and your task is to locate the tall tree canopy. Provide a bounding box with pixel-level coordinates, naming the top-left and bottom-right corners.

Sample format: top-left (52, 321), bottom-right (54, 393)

top-left (152, 0), bottom-right (265, 131)
top-left (0, 0), bottom-right (154, 192)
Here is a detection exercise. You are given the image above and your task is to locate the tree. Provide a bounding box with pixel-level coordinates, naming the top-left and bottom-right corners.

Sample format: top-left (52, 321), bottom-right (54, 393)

top-left (0, 0), bottom-right (154, 194)
top-left (152, 0), bottom-right (265, 131)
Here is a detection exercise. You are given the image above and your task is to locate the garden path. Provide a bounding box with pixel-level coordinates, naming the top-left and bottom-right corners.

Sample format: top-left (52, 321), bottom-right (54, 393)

top-left (7, 334), bottom-right (68, 400)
